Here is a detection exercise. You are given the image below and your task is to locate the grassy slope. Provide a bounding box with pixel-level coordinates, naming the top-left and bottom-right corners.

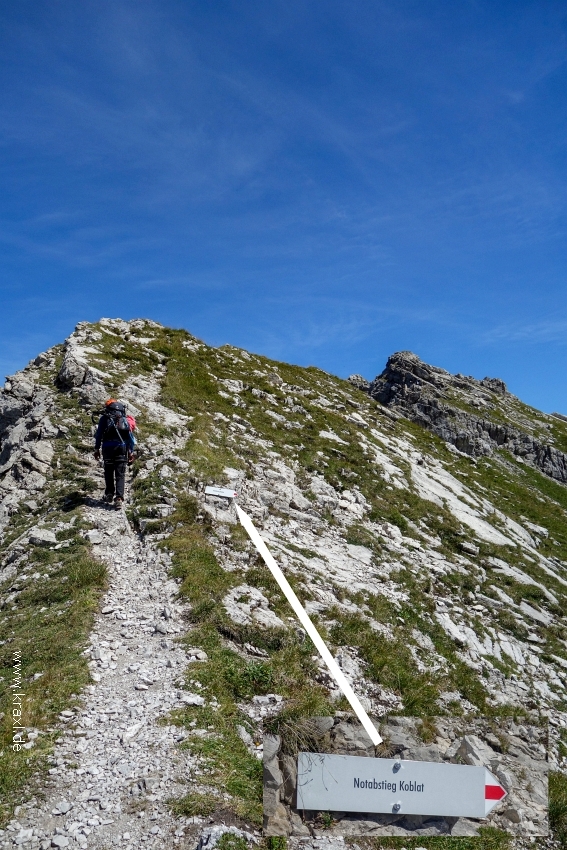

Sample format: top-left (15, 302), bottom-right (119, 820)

top-left (0, 363), bottom-right (107, 823)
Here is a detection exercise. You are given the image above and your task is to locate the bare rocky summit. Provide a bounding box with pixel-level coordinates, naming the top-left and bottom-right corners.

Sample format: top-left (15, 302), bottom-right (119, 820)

top-left (360, 350), bottom-right (567, 483)
top-left (1, 322), bottom-right (567, 850)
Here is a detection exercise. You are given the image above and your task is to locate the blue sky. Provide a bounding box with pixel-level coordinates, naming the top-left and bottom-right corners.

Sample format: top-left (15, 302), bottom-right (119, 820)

top-left (1, 0), bottom-right (566, 411)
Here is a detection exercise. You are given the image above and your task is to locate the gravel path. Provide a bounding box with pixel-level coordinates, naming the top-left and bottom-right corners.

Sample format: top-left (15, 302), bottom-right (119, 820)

top-left (2, 461), bottom-right (200, 850)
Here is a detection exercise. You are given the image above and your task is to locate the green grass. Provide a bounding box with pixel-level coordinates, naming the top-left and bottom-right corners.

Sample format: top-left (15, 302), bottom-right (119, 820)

top-left (550, 771), bottom-right (567, 848)
top-left (0, 515), bottom-right (107, 824)
top-left (217, 834), bottom-right (250, 850)
top-left (265, 838), bottom-right (288, 850)
top-left (352, 827), bottom-right (512, 850)
top-left (329, 609), bottom-right (441, 715)
top-left (170, 790), bottom-right (219, 818)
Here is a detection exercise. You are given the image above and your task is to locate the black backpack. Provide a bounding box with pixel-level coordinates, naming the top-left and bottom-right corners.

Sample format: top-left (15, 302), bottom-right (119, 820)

top-left (103, 401), bottom-right (129, 432)
top-left (94, 402), bottom-right (131, 446)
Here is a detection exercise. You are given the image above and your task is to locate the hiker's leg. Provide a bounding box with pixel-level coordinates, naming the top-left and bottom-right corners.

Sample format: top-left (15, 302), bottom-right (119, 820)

top-left (115, 459), bottom-right (127, 500)
top-left (103, 458), bottom-right (115, 497)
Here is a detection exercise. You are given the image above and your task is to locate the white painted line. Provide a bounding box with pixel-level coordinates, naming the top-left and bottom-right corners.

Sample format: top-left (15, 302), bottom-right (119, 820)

top-left (234, 504), bottom-right (382, 746)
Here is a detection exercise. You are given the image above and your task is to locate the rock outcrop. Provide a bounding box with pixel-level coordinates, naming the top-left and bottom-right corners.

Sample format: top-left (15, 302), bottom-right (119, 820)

top-left (368, 350), bottom-right (567, 483)
top-left (0, 352), bottom-right (61, 531)
top-left (57, 328), bottom-right (108, 407)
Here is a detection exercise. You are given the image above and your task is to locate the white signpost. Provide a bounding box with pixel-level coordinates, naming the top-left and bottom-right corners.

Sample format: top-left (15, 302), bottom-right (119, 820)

top-left (297, 752), bottom-right (507, 819)
top-left (205, 486), bottom-right (238, 499)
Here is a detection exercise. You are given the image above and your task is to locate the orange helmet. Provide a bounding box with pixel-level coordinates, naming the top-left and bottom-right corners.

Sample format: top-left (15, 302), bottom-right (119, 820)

top-left (105, 398), bottom-right (117, 406)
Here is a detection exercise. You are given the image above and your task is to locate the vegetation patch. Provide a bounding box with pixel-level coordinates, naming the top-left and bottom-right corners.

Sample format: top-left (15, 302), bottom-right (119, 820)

top-left (0, 513), bottom-right (106, 824)
top-left (351, 826), bottom-right (512, 850)
top-left (550, 771), bottom-right (567, 849)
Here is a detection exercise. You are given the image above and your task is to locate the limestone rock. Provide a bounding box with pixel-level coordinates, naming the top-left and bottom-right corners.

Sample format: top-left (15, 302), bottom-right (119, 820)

top-left (86, 530), bottom-right (104, 545)
top-left (27, 440), bottom-right (53, 465)
top-left (58, 348), bottom-right (87, 388)
top-left (456, 734), bottom-right (496, 767)
top-left (29, 527), bottom-right (57, 546)
top-left (57, 343), bottom-right (107, 406)
top-left (331, 720), bottom-right (375, 754)
top-left (348, 374), bottom-right (370, 391)
top-left (178, 692), bottom-right (205, 706)
top-left (368, 350), bottom-right (567, 483)
top-left (223, 584), bottom-right (286, 629)
top-left (264, 802), bottom-right (291, 836)
top-left (263, 734), bottom-right (281, 762)
top-left (264, 755), bottom-right (283, 790)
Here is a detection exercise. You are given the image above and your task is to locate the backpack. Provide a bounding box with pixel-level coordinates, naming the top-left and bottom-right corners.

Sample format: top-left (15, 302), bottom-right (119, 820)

top-left (92, 401), bottom-right (137, 451)
top-left (104, 401), bottom-right (130, 433)
top-left (93, 401), bottom-right (132, 448)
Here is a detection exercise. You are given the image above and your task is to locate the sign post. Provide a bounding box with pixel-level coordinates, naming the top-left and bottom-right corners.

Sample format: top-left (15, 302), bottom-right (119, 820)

top-left (205, 486), bottom-right (238, 499)
top-left (297, 752), bottom-right (507, 818)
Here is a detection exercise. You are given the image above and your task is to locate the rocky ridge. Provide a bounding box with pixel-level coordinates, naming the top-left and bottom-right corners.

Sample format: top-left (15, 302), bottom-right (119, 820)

top-left (1, 320), bottom-right (567, 849)
top-left (364, 350), bottom-right (567, 483)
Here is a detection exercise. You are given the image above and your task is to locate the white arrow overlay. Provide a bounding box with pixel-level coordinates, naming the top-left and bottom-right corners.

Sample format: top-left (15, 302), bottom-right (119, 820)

top-left (234, 504), bottom-right (382, 746)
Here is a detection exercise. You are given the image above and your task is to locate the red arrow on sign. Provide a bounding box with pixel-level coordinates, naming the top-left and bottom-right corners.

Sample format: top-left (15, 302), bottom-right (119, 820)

top-left (485, 785), bottom-right (506, 800)
top-left (484, 769), bottom-right (507, 815)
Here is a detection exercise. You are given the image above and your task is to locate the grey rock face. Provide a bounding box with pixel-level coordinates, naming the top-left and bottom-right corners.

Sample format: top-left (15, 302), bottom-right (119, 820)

top-left (348, 374), bottom-right (370, 392)
top-left (368, 351), bottom-right (567, 483)
top-left (57, 348), bottom-right (87, 389)
top-left (0, 368), bottom-right (58, 530)
top-left (29, 528), bottom-right (57, 547)
top-left (456, 734), bottom-right (496, 766)
top-left (57, 342), bottom-right (107, 406)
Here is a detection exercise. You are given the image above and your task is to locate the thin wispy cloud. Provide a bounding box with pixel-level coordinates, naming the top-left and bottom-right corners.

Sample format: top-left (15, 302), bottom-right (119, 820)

top-left (480, 320), bottom-right (567, 346)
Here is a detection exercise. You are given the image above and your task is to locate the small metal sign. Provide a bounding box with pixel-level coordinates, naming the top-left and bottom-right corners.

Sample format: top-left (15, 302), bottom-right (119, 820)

top-left (297, 752), bottom-right (506, 819)
top-left (204, 486), bottom-right (238, 499)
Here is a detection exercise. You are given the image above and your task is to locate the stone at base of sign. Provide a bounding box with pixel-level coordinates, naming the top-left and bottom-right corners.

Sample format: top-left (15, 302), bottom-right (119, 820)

top-left (263, 715), bottom-right (548, 838)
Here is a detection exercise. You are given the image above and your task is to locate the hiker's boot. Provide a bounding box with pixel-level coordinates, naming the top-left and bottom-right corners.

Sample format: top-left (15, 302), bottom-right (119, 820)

top-left (102, 493), bottom-right (114, 504)
top-left (114, 497), bottom-right (124, 511)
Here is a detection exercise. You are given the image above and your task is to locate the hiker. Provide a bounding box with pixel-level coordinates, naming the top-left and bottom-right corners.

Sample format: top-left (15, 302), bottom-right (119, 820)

top-left (93, 399), bottom-right (136, 509)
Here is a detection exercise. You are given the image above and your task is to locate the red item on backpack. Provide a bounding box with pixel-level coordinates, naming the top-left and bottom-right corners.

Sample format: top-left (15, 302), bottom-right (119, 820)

top-left (126, 415), bottom-right (137, 431)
